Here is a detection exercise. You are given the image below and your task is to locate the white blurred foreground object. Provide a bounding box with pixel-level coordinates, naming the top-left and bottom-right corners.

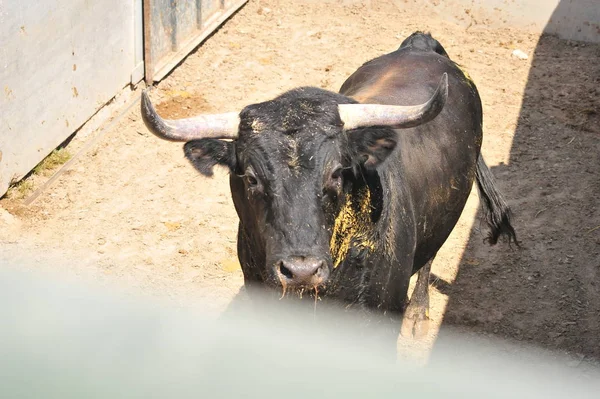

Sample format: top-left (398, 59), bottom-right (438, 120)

top-left (1, 266), bottom-right (599, 399)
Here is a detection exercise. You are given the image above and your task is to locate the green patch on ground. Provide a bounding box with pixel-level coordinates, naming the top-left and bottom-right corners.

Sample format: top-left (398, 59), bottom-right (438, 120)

top-left (33, 148), bottom-right (72, 176)
top-left (5, 148), bottom-right (72, 200)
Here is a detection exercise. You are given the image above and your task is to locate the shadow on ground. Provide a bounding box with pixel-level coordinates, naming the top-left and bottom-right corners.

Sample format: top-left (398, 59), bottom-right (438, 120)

top-left (438, 1), bottom-right (600, 358)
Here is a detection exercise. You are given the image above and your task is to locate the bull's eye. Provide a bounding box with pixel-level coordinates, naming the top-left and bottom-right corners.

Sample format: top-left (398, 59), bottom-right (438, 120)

top-left (242, 168), bottom-right (260, 191)
top-left (324, 164), bottom-right (344, 199)
top-left (331, 166), bottom-right (343, 182)
top-left (245, 174), bottom-right (258, 188)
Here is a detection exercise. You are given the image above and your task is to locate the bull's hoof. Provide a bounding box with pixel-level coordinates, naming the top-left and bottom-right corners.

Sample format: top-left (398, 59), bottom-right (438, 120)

top-left (400, 308), bottom-right (430, 339)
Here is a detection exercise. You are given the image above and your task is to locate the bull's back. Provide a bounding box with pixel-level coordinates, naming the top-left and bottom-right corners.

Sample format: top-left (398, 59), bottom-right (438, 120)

top-left (340, 37), bottom-right (483, 271)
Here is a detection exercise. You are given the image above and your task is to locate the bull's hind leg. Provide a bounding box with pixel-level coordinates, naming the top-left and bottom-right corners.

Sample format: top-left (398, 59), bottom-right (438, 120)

top-left (400, 257), bottom-right (433, 339)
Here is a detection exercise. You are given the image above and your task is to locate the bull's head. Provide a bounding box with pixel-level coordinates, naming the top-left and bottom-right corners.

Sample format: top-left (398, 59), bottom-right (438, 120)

top-left (141, 74), bottom-right (447, 295)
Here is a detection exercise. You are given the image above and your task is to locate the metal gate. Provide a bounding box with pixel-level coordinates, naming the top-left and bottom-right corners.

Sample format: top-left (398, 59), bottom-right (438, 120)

top-left (143, 0), bottom-right (248, 83)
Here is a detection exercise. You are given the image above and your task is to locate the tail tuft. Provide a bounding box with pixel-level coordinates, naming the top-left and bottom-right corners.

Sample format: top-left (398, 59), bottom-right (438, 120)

top-left (475, 155), bottom-right (519, 247)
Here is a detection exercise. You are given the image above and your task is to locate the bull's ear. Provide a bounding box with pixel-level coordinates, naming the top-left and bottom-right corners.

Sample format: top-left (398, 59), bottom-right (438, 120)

top-left (184, 139), bottom-right (236, 177)
top-left (347, 128), bottom-right (397, 170)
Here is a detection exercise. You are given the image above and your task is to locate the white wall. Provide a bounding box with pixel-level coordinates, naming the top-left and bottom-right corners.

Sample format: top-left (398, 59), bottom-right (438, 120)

top-left (0, 0), bottom-right (143, 197)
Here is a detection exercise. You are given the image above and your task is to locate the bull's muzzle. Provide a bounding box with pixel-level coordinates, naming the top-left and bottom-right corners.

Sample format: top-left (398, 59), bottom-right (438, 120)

top-left (276, 256), bottom-right (329, 288)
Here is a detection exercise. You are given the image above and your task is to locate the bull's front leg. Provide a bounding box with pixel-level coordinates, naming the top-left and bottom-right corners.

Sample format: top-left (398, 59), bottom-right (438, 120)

top-left (400, 256), bottom-right (433, 339)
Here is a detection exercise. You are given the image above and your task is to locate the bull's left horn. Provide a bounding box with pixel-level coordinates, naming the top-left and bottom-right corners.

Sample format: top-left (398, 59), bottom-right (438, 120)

top-left (338, 72), bottom-right (448, 131)
top-left (141, 90), bottom-right (240, 141)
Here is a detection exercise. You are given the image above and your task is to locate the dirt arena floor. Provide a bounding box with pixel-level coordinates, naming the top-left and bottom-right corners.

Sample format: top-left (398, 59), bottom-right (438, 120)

top-left (1, 0), bottom-right (599, 366)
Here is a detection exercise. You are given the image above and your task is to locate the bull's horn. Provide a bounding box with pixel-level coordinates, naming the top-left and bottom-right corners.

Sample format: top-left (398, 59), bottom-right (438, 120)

top-left (141, 90), bottom-right (240, 141)
top-left (338, 72), bottom-right (448, 130)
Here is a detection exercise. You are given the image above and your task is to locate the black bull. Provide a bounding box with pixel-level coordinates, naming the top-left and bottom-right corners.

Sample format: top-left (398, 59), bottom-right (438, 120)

top-left (141, 32), bottom-right (518, 338)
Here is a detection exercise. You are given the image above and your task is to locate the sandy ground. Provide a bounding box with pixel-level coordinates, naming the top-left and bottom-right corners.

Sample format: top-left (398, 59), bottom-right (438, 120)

top-left (1, 0), bottom-right (599, 365)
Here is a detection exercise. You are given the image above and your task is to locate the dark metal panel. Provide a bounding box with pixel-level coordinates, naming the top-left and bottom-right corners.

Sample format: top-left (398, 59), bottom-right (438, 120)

top-left (176, 0), bottom-right (198, 47)
top-left (145, 0), bottom-right (248, 84)
top-left (200, 0), bottom-right (223, 25)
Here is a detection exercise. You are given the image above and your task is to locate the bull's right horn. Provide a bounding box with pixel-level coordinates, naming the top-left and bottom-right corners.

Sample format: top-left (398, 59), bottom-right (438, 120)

top-left (141, 90), bottom-right (240, 141)
top-left (338, 72), bottom-right (448, 131)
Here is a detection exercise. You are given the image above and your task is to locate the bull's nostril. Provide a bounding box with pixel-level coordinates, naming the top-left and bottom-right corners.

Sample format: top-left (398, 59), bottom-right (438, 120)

top-left (315, 264), bottom-right (324, 277)
top-left (279, 263), bottom-right (294, 280)
top-left (277, 258), bottom-right (328, 286)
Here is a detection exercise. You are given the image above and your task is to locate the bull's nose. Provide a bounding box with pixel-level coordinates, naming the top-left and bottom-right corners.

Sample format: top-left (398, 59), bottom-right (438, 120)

top-left (277, 256), bottom-right (329, 287)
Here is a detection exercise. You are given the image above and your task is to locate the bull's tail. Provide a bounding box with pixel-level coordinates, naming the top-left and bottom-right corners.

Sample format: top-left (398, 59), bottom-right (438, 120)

top-left (475, 155), bottom-right (519, 246)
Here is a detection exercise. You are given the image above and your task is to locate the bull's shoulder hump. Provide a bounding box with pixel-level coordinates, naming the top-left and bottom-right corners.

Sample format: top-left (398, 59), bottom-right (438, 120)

top-left (341, 52), bottom-right (465, 105)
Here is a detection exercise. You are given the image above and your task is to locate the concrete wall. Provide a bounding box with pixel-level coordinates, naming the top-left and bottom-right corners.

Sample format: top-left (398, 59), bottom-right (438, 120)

top-left (0, 0), bottom-right (144, 197)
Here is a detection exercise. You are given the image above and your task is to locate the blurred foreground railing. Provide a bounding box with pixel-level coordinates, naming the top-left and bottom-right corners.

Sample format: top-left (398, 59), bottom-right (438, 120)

top-left (1, 263), bottom-right (599, 398)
